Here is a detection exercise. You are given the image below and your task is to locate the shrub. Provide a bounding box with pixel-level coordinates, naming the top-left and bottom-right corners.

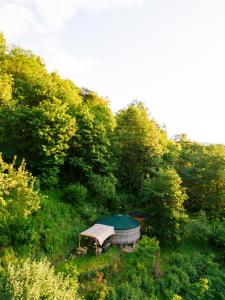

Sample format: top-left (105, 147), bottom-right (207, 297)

top-left (135, 236), bottom-right (159, 262)
top-left (185, 212), bottom-right (212, 243)
top-left (89, 174), bottom-right (116, 207)
top-left (0, 155), bottom-right (40, 247)
top-left (63, 183), bottom-right (88, 206)
top-left (5, 258), bottom-right (82, 300)
top-left (6, 192), bottom-right (85, 257)
top-left (32, 194), bottom-right (85, 256)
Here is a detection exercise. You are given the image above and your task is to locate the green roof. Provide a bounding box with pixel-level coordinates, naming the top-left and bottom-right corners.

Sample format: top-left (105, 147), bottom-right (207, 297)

top-left (97, 214), bottom-right (140, 230)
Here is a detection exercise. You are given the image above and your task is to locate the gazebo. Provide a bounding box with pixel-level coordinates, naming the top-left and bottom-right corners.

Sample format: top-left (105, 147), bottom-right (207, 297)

top-left (78, 224), bottom-right (115, 255)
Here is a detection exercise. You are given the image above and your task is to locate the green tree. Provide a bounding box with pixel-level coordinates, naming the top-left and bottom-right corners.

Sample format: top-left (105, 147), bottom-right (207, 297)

top-left (5, 258), bottom-right (82, 300)
top-left (4, 47), bottom-right (51, 106)
top-left (0, 98), bottom-right (76, 187)
top-left (0, 155), bottom-right (40, 245)
top-left (67, 91), bottom-right (115, 183)
top-left (89, 173), bottom-right (117, 208)
top-left (0, 32), bottom-right (6, 56)
top-left (2, 39), bottom-right (81, 109)
top-left (142, 168), bottom-right (187, 242)
top-left (0, 74), bottom-right (14, 108)
top-left (113, 102), bottom-right (167, 194)
top-left (176, 140), bottom-right (225, 217)
top-left (49, 72), bottom-right (82, 110)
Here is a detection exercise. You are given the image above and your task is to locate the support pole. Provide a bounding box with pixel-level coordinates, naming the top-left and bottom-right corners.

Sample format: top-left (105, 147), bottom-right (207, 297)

top-left (112, 234), bottom-right (115, 246)
top-left (95, 238), bottom-right (97, 256)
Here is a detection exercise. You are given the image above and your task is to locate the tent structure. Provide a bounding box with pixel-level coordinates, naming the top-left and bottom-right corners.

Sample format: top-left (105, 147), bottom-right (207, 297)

top-left (97, 215), bottom-right (141, 247)
top-left (128, 211), bottom-right (149, 230)
top-left (79, 224), bottom-right (115, 255)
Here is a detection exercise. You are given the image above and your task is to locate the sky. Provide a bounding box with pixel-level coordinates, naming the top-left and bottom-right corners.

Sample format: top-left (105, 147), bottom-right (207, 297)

top-left (0, 0), bottom-right (225, 144)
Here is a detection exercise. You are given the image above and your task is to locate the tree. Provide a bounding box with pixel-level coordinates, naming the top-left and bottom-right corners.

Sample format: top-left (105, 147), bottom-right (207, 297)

top-left (5, 258), bottom-right (82, 300)
top-left (0, 98), bottom-right (76, 187)
top-left (141, 168), bottom-right (187, 242)
top-left (0, 34), bottom-right (14, 108)
top-left (176, 140), bottom-right (225, 218)
top-left (0, 74), bottom-right (14, 108)
top-left (49, 72), bottom-right (82, 110)
top-left (89, 173), bottom-right (117, 208)
top-left (4, 47), bottom-right (51, 106)
top-left (0, 155), bottom-right (40, 245)
top-left (66, 91), bottom-right (115, 183)
top-left (2, 40), bottom-right (81, 109)
top-left (113, 102), bottom-right (168, 194)
top-left (0, 32), bottom-right (6, 56)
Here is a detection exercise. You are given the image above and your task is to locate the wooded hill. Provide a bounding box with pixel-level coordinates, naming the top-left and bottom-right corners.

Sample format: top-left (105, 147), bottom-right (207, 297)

top-left (0, 32), bottom-right (224, 300)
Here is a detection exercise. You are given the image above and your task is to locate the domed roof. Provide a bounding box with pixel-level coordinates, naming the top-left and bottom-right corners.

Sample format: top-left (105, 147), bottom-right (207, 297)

top-left (97, 214), bottom-right (140, 230)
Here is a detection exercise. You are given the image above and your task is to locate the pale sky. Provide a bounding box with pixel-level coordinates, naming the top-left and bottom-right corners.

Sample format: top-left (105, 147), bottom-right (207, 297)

top-left (1, 0), bottom-right (225, 144)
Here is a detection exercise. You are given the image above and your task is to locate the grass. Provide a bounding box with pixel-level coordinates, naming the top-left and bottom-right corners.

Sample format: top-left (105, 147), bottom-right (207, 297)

top-left (56, 247), bottom-right (120, 274)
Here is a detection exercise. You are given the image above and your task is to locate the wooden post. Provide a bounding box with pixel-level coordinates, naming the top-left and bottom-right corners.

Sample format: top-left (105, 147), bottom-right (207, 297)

top-left (112, 234), bottom-right (115, 246)
top-left (95, 238), bottom-right (98, 256)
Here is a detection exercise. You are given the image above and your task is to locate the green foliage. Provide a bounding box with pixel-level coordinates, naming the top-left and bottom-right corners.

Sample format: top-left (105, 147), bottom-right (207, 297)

top-left (176, 141), bottom-right (225, 218)
top-left (49, 72), bottom-right (82, 109)
top-left (22, 192), bottom-right (85, 257)
top-left (59, 248), bottom-right (120, 275)
top-left (112, 190), bottom-right (135, 211)
top-left (0, 32), bottom-right (7, 56)
top-left (135, 236), bottom-right (159, 261)
top-left (0, 155), bottom-right (40, 246)
top-left (82, 271), bottom-right (109, 300)
top-left (113, 101), bottom-right (168, 194)
top-left (4, 47), bottom-right (49, 105)
top-left (67, 94), bottom-right (115, 184)
top-left (0, 98), bottom-right (76, 188)
top-left (1, 32), bottom-right (225, 300)
top-left (142, 168), bottom-right (187, 242)
top-left (4, 258), bottom-right (82, 300)
top-left (115, 281), bottom-right (148, 300)
top-left (185, 212), bottom-right (212, 243)
top-left (158, 252), bottom-right (225, 300)
top-left (89, 174), bottom-right (116, 207)
top-left (0, 74), bottom-right (14, 108)
top-left (63, 183), bottom-right (88, 206)
top-left (0, 190), bottom-right (86, 258)
top-left (212, 220), bottom-right (225, 254)
top-left (186, 214), bottom-right (225, 260)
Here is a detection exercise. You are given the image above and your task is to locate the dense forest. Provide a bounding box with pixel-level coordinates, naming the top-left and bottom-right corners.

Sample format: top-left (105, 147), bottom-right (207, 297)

top-left (0, 32), bottom-right (224, 299)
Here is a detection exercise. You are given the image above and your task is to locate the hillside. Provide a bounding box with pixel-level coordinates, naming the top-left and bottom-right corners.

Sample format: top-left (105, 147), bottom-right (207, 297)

top-left (0, 33), bottom-right (224, 300)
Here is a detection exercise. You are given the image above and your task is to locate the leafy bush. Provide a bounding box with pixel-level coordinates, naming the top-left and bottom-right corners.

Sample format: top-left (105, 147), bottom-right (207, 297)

top-left (135, 236), bottom-right (159, 261)
top-left (0, 155), bottom-right (40, 247)
top-left (4, 258), bottom-right (82, 300)
top-left (211, 220), bottom-right (225, 262)
top-left (89, 174), bottom-right (116, 207)
top-left (31, 193), bottom-right (85, 256)
top-left (158, 253), bottom-right (225, 300)
top-left (185, 212), bottom-right (212, 243)
top-left (115, 281), bottom-right (147, 300)
top-left (112, 191), bottom-right (136, 211)
top-left (141, 168), bottom-right (187, 243)
top-left (63, 183), bottom-right (88, 206)
top-left (212, 221), bottom-right (225, 250)
top-left (186, 214), bottom-right (225, 260)
top-left (6, 192), bottom-right (86, 258)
